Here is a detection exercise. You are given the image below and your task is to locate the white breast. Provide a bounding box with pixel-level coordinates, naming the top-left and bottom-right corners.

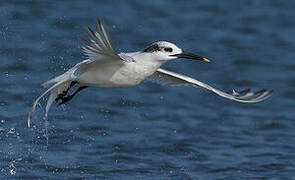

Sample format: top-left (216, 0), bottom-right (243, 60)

top-left (76, 52), bottom-right (164, 88)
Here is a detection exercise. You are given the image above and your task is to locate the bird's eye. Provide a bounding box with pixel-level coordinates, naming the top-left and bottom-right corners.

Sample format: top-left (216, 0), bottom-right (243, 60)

top-left (164, 47), bottom-right (173, 52)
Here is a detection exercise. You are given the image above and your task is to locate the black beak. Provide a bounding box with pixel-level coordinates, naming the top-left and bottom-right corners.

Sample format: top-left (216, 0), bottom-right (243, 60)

top-left (170, 51), bottom-right (210, 62)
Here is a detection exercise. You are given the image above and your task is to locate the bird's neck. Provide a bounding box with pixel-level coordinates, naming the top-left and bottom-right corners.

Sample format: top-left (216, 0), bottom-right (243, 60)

top-left (124, 52), bottom-right (167, 79)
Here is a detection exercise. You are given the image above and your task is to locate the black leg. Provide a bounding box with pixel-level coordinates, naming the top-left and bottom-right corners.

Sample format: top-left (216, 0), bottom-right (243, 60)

top-left (58, 86), bottom-right (88, 106)
top-left (55, 81), bottom-right (77, 102)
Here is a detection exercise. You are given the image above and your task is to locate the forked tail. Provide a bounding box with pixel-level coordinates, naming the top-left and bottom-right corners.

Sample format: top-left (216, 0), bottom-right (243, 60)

top-left (27, 80), bottom-right (71, 128)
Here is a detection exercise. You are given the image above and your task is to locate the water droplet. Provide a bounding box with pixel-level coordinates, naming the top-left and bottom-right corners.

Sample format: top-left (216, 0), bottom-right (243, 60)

top-left (4, 72), bottom-right (9, 77)
top-left (9, 162), bottom-right (16, 175)
top-left (10, 168), bottom-right (16, 175)
top-left (8, 128), bottom-right (15, 134)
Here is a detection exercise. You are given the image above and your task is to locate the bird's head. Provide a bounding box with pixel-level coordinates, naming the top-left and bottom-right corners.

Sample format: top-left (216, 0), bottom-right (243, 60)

top-left (143, 41), bottom-right (210, 62)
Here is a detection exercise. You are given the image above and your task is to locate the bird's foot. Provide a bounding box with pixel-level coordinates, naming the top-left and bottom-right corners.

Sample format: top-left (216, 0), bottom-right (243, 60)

top-left (56, 85), bottom-right (88, 106)
top-left (55, 81), bottom-right (78, 103)
top-left (57, 95), bottom-right (74, 106)
top-left (55, 91), bottom-right (67, 102)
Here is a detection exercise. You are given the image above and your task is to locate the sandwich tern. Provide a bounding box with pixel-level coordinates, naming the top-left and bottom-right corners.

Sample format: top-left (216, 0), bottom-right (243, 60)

top-left (27, 18), bottom-right (273, 127)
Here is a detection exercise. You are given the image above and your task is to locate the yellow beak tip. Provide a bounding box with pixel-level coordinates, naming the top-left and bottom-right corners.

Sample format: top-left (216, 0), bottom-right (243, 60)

top-left (203, 58), bottom-right (211, 62)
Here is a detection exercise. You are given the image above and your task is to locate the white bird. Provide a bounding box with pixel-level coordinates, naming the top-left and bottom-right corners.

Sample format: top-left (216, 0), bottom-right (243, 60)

top-left (27, 18), bottom-right (273, 127)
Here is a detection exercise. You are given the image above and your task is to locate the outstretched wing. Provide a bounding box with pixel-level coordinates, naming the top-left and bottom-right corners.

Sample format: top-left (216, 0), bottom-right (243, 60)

top-left (150, 68), bottom-right (274, 103)
top-left (81, 18), bottom-right (134, 62)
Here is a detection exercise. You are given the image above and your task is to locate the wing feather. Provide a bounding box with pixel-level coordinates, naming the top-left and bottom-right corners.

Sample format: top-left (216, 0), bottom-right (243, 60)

top-left (97, 18), bottom-right (115, 52)
top-left (81, 18), bottom-right (122, 61)
top-left (151, 68), bottom-right (274, 103)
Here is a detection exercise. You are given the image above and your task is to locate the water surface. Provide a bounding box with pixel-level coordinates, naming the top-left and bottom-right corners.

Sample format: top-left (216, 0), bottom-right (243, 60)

top-left (1, 0), bottom-right (295, 179)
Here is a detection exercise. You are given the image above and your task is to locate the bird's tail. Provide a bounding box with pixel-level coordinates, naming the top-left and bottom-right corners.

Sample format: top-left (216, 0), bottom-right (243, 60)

top-left (27, 71), bottom-right (74, 128)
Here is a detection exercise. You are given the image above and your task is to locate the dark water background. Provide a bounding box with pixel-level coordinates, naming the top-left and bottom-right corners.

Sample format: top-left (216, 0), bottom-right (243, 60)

top-left (1, 0), bottom-right (295, 179)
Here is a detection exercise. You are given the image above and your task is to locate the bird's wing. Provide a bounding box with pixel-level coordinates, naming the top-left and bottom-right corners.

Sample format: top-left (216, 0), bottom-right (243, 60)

top-left (150, 68), bottom-right (273, 103)
top-left (81, 18), bottom-right (134, 62)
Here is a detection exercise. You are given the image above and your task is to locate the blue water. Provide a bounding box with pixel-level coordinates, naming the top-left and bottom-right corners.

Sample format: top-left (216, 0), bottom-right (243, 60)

top-left (1, 0), bottom-right (295, 179)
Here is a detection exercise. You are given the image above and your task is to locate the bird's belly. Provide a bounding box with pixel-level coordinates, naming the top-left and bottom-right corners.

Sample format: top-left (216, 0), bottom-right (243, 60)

top-left (77, 64), bottom-right (148, 88)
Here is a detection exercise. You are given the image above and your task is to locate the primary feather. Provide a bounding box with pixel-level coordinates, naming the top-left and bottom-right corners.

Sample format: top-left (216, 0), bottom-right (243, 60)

top-left (151, 68), bottom-right (274, 103)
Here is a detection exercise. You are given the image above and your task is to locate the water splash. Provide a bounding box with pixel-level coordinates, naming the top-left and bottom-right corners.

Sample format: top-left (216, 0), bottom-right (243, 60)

top-left (9, 161), bottom-right (16, 175)
top-left (9, 158), bottom-right (22, 176)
